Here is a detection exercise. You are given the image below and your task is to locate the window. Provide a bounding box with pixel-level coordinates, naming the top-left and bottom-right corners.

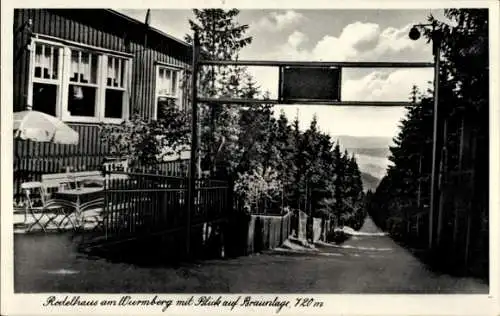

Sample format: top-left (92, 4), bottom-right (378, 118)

top-left (30, 42), bottom-right (63, 116)
top-left (154, 65), bottom-right (182, 120)
top-left (104, 56), bottom-right (127, 119)
top-left (27, 37), bottom-right (131, 123)
top-left (67, 50), bottom-right (98, 117)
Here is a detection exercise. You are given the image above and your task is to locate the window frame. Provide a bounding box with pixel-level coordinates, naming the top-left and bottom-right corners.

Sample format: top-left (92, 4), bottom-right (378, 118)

top-left (100, 54), bottom-right (132, 124)
top-left (27, 39), bottom-right (65, 118)
top-left (27, 35), bottom-right (132, 124)
top-left (153, 62), bottom-right (184, 120)
top-left (63, 47), bottom-right (101, 122)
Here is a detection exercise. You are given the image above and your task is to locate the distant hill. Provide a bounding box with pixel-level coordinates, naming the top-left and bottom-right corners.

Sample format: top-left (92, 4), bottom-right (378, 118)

top-left (334, 135), bottom-right (393, 149)
top-left (346, 147), bottom-right (390, 158)
top-left (331, 135), bottom-right (392, 192)
top-left (361, 172), bottom-right (382, 192)
top-left (354, 155), bottom-right (390, 179)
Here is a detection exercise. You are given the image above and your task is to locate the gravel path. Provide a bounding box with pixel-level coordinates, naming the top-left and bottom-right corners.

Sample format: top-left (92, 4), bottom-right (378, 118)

top-left (14, 217), bottom-right (488, 293)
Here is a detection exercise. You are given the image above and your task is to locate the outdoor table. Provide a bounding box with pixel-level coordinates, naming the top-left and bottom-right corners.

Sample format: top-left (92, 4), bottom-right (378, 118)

top-left (53, 187), bottom-right (104, 227)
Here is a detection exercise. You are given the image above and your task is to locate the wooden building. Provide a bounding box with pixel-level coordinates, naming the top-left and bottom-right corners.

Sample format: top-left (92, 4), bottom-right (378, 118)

top-left (13, 9), bottom-right (192, 200)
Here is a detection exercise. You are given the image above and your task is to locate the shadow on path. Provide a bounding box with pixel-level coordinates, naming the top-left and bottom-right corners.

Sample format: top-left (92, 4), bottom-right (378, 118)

top-left (13, 217), bottom-right (488, 293)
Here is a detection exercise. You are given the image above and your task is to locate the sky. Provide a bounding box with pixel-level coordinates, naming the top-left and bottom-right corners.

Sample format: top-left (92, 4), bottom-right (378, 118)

top-left (118, 9), bottom-right (446, 138)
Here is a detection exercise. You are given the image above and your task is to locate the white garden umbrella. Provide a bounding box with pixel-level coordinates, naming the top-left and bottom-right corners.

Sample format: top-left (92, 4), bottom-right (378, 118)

top-left (13, 110), bottom-right (79, 145)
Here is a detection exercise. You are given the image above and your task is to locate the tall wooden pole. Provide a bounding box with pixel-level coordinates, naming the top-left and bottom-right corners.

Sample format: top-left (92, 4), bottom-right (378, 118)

top-left (417, 152), bottom-right (422, 208)
top-left (436, 118), bottom-right (448, 247)
top-left (144, 9), bottom-right (150, 48)
top-left (186, 30), bottom-right (200, 257)
top-left (210, 12), bottom-right (217, 177)
top-left (429, 25), bottom-right (442, 250)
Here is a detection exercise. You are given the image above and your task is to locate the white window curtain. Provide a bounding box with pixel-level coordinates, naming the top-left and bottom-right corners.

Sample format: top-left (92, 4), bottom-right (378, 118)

top-left (70, 51), bottom-right (79, 80)
top-left (34, 44), bottom-right (43, 66)
top-left (35, 45), bottom-right (50, 69)
top-left (35, 44), bottom-right (58, 79)
top-left (107, 57), bottom-right (124, 87)
top-left (171, 70), bottom-right (177, 95)
top-left (80, 52), bottom-right (91, 82)
top-left (157, 68), bottom-right (177, 96)
top-left (70, 51), bottom-right (93, 83)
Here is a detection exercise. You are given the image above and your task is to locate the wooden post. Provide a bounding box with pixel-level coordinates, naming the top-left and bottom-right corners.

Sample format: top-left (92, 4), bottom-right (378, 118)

top-left (103, 167), bottom-right (108, 240)
top-left (280, 212), bottom-right (285, 244)
top-left (417, 150), bottom-right (422, 208)
top-left (429, 26), bottom-right (442, 250)
top-left (464, 132), bottom-right (477, 274)
top-left (453, 116), bottom-right (465, 249)
top-left (464, 212), bottom-right (472, 273)
top-left (144, 9), bottom-right (150, 48)
top-left (186, 31), bottom-right (200, 257)
top-left (416, 214), bottom-right (420, 237)
top-left (268, 219), bottom-right (272, 249)
top-left (436, 118), bottom-right (448, 247)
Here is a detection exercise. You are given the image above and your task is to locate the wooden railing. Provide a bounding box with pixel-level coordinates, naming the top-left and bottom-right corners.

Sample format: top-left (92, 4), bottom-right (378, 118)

top-left (13, 156), bottom-right (189, 204)
top-left (100, 171), bottom-right (231, 243)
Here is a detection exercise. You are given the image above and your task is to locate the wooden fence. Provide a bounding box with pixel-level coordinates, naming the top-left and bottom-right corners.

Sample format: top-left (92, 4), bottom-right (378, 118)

top-left (82, 171), bottom-right (231, 260)
top-left (224, 211), bottom-right (292, 257)
top-left (13, 155), bottom-right (189, 203)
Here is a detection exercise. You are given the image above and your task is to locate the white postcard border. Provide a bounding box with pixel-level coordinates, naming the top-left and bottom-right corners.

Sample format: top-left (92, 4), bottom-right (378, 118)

top-left (1, 1), bottom-right (499, 315)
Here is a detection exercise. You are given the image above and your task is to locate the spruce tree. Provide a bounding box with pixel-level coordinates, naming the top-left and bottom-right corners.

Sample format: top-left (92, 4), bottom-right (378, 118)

top-left (367, 10), bottom-right (488, 279)
top-left (185, 9), bottom-right (253, 177)
top-left (332, 142), bottom-right (344, 225)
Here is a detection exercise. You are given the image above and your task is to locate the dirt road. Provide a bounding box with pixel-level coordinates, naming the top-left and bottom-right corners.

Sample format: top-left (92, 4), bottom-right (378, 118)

top-left (14, 217), bottom-right (487, 293)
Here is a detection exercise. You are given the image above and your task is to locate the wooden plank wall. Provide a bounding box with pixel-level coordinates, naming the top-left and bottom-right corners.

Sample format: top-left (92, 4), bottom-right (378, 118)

top-left (12, 9), bottom-right (191, 200)
top-left (14, 8), bottom-right (190, 136)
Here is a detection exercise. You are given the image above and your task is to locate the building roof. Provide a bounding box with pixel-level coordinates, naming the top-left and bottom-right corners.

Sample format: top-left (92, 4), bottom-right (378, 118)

top-left (105, 9), bottom-right (191, 49)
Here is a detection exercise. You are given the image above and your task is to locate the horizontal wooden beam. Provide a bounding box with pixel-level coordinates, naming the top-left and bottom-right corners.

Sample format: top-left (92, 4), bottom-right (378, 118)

top-left (198, 60), bottom-right (435, 68)
top-left (197, 97), bottom-right (413, 107)
top-left (198, 97), bottom-right (279, 104)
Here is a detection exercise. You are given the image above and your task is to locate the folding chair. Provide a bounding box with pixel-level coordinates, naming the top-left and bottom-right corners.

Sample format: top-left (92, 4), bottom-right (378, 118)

top-left (21, 181), bottom-right (47, 232)
top-left (20, 182), bottom-right (77, 232)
